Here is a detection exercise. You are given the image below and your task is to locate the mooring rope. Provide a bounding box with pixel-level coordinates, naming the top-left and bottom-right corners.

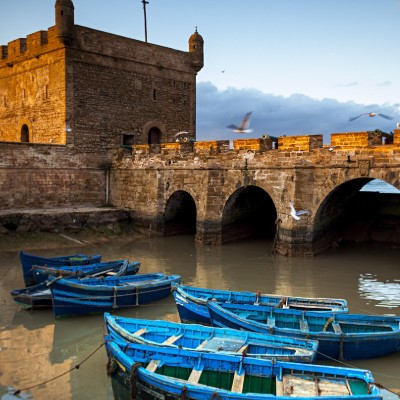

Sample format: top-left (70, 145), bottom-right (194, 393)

top-left (12, 341), bottom-right (105, 395)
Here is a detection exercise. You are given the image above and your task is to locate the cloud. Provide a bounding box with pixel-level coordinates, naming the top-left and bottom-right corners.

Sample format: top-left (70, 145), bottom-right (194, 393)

top-left (377, 81), bottom-right (392, 87)
top-left (334, 82), bottom-right (359, 88)
top-left (196, 82), bottom-right (399, 143)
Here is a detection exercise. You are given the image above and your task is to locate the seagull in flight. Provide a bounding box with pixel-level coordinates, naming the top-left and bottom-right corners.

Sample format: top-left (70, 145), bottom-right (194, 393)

top-left (227, 112), bottom-right (253, 133)
top-left (289, 202), bottom-right (311, 221)
top-left (349, 112), bottom-right (394, 122)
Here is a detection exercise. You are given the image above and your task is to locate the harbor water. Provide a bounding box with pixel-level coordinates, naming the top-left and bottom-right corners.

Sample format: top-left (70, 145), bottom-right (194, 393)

top-left (0, 235), bottom-right (399, 399)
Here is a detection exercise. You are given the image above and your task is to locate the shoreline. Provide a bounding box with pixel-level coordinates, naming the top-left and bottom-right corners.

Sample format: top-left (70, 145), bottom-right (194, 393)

top-left (0, 229), bottom-right (141, 254)
top-left (0, 207), bottom-right (143, 253)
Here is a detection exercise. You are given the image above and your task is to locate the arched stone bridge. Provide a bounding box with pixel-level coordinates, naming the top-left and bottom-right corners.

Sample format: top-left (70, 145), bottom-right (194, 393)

top-left (111, 130), bottom-right (400, 256)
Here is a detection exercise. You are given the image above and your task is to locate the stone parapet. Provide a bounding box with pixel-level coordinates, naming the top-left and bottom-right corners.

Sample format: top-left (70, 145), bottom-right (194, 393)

top-left (330, 130), bottom-right (393, 148)
top-left (194, 140), bottom-right (230, 153)
top-left (278, 135), bottom-right (323, 152)
top-left (394, 129), bottom-right (400, 146)
top-left (233, 138), bottom-right (276, 152)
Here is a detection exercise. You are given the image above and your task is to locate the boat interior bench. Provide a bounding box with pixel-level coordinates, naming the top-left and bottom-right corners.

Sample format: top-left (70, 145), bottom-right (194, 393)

top-left (277, 375), bottom-right (353, 396)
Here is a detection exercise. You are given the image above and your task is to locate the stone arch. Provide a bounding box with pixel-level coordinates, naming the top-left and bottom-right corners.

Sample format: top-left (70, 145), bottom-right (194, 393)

top-left (164, 190), bottom-right (197, 236)
top-left (19, 119), bottom-right (33, 143)
top-left (312, 177), bottom-right (400, 253)
top-left (143, 120), bottom-right (166, 145)
top-left (221, 185), bottom-right (277, 243)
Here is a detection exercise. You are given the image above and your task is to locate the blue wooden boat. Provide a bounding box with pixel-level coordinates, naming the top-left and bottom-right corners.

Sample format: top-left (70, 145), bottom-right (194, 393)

top-left (104, 335), bottom-right (383, 400)
top-left (11, 260), bottom-right (140, 309)
top-left (172, 284), bottom-right (348, 325)
top-left (48, 273), bottom-right (181, 318)
top-left (20, 250), bottom-right (102, 286)
top-left (31, 259), bottom-right (140, 284)
top-left (207, 301), bottom-right (400, 361)
top-left (104, 312), bottom-right (319, 363)
top-left (11, 281), bottom-right (53, 309)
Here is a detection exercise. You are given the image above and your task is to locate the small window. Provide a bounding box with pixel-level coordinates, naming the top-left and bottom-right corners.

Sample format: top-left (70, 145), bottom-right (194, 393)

top-left (123, 134), bottom-right (134, 146)
top-left (153, 89), bottom-right (157, 101)
top-left (21, 125), bottom-right (29, 142)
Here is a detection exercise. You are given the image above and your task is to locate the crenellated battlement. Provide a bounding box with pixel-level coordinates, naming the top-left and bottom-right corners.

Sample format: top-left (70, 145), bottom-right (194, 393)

top-left (0, 28), bottom-right (60, 64)
top-left (128, 130), bottom-right (399, 157)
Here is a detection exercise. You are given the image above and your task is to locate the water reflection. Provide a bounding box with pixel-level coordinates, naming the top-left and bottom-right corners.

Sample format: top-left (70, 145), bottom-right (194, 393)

top-left (359, 273), bottom-right (400, 309)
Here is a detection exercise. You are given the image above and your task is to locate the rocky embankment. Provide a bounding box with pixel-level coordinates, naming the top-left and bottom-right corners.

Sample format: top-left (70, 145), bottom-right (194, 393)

top-left (0, 207), bottom-right (138, 252)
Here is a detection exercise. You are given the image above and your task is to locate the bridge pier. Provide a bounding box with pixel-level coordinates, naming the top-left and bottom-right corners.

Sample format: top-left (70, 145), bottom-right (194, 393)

top-left (274, 225), bottom-right (314, 257)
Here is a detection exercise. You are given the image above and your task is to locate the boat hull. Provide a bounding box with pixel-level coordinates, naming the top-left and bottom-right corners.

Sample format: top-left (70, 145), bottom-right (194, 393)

top-left (172, 285), bottom-right (348, 325)
top-left (104, 313), bottom-right (319, 363)
top-left (173, 290), bottom-right (211, 324)
top-left (20, 250), bottom-right (102, 287)
top-left (105, 337), bottom-right (382, 400)
top-left (208, 302), bottom-right (400, 361)
top-left (10, 281), bottom-right (52, 309)
top-left (48, 273), bottom-right (181, 318)
top-left (32, 259), bottom-right (140, 284)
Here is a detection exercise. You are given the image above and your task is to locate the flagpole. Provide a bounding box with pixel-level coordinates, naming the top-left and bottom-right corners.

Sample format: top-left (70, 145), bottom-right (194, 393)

top-left (142, 0), bottom-right (149, 42)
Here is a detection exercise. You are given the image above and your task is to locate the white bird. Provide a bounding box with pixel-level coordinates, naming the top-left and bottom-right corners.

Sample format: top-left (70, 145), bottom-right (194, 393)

top-left (328, 146), bottom-right (339, 152)
top-left (349, 112), bottom-right (393, 122)
top-left (289, 202), bottom-right (311, 221)
top-left (174, 131), bottom-right (190, 138)
top-left (227, 112), bottom-right (253, 133)
top-left (174, 131), bottom-right (190, 142)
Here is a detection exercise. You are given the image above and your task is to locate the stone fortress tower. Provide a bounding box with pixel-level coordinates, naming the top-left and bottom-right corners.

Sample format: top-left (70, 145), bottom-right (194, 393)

top-left (0, 0), bottom-right (204, 155)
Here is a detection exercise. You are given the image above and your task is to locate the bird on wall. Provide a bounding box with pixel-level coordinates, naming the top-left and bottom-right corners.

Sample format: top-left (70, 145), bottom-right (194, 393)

top-left (174, 131), bottom-right (191, 142)
top-left (289, 202), bottom-right (311, 221)
top-left (349, 112), bottom-right (394, 122)
top-left (227, 112), bottom-right (253, 133)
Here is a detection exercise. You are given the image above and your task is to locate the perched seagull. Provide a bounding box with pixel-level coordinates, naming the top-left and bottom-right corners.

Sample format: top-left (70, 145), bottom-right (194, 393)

top-left (289, 202), bottom-right (311, 221)
top-left (174, 131), bottom-right (190, 138)
top-left (328, 146), bottom-right (339, 152)
top-left (227, 112), bottom-right (253, 133)
top-left (349, 112), bottom-right (394, 122)
top-left (174, 131), bottom-right (190, 142)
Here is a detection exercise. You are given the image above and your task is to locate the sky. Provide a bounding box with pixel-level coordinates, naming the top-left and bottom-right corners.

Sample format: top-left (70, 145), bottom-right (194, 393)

top-left (1, 0), bottom-right (400, 143)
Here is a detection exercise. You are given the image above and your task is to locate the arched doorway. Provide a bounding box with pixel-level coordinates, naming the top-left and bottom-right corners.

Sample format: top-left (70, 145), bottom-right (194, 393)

top-left (221, 185), bottom-right (277, 243)
top-left (21, 125), bottom-right (29, 142)
top-left (164, 190), bottom-right (196, 236)
top-left (148, 127), bottom-right (161, 144)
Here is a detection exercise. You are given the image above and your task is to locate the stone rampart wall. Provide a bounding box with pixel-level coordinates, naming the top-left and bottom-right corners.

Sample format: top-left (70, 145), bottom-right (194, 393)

top-left (0, 142), bottom-right (108, 209)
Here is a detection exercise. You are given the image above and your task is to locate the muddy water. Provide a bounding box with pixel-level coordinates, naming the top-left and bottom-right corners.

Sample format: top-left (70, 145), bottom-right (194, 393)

top-left (0, 236), bottom-right (399, 399)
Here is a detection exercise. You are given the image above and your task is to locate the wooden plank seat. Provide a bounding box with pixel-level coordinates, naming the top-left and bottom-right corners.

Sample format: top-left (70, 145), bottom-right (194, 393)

top-left (282, 375), bottom-right (350, 396)
top-left (231, 370), bottom-right (245, 393)
top-left (162, 334), bottom-right (183, 345)
top-left (195, 339), bottom-right (209, 350)
top-left (133, 328), bottom-right (147, 336)
top-left (299, 318), bottom-right (309, 332)
top-left (236, 344), bottom-right (248, 354)
top-left (332, 322), bottom-right (343, 334)
top-left (146, 359), bottom-right (161, 372)
top-left (188, 365), bottom-right (204, 384)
